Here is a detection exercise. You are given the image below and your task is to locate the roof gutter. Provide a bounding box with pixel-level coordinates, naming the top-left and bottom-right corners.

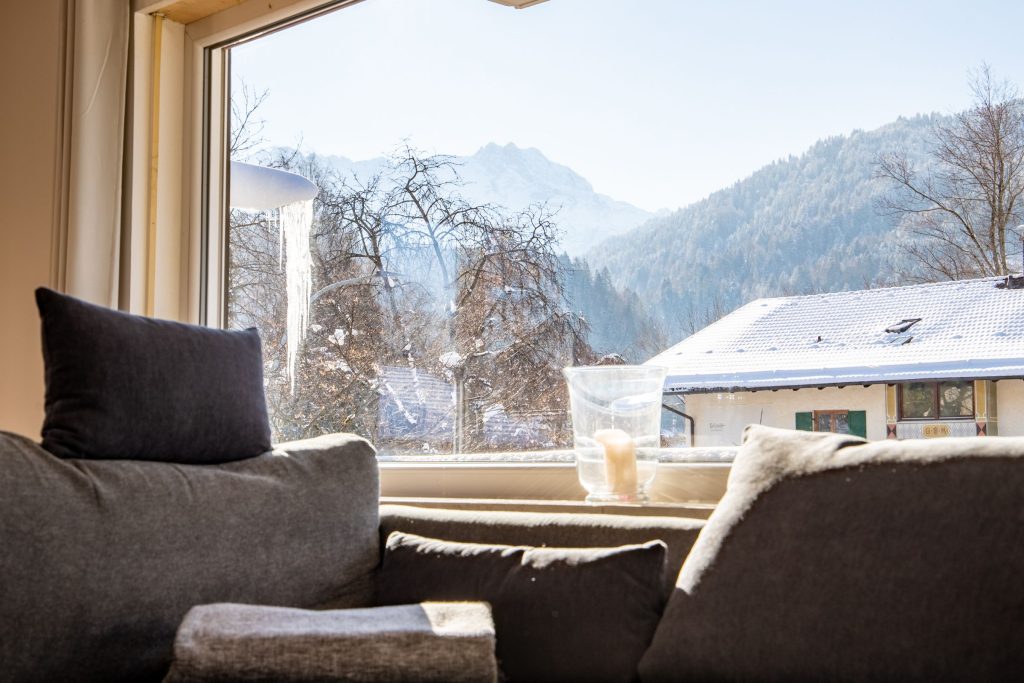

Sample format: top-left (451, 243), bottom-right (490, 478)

top-left (666, 374), bottom-right (1024, 395)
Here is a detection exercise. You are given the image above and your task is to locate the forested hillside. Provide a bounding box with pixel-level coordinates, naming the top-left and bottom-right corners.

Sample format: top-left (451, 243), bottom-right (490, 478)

top-left (587, 114), bottom-right (942, 339)
top-left (562, 257), bottom-right (666, 362)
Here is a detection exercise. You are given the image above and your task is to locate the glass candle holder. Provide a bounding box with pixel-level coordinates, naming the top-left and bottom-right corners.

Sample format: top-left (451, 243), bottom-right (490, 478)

top-left (563, 365), bottom-right (667, 504)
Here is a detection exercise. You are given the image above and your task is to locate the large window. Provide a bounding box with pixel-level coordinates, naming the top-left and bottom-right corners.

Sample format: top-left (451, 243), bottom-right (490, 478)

top-left (215, 0), bottom-right (1022, 457)
top-left (899, 382), bottom-right (974, 420)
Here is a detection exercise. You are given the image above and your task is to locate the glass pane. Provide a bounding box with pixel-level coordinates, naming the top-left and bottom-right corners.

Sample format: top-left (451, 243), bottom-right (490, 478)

top-left (939, 381), bottom-right (974, 418)
top-left (226, 2), bottom-right (668, 453)
top-left (901, 383), bottom-right (935, 419)
top-left (219, 1), bottom-right (1018, 457)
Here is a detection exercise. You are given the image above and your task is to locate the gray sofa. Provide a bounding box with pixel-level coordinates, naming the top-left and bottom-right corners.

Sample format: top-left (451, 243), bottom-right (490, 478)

top-left (2, 425), bottom-right (1023, 681)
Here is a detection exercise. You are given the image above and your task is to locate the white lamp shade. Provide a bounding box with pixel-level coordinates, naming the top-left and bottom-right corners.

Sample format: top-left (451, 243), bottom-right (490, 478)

top-left (230, 161), bottom-right (318, 210)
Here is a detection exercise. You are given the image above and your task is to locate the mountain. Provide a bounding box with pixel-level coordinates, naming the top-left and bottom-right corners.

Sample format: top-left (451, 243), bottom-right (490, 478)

top-left (313, 143), bottom-right (654, 255)
top-left (273, 114), bottom-right (946, 356)
top-left (458, 143), bottom-right (654, 254)
top-left (585, 114), bottom-right (943, 339)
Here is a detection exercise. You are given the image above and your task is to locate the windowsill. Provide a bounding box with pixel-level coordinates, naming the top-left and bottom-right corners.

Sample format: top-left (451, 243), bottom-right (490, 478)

top-left (376, 446), bottom-right (737, 464)
top-left (378, 449), bottom-right (735, 510)
top-left (380, 496), bottom-right (717, 519)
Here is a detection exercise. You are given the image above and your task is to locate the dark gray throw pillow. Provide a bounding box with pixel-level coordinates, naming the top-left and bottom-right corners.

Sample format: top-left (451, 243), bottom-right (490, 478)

top-left (35, 287), bottom-right (271, 462)
top-left (377, 531), bottom-right (668, 683)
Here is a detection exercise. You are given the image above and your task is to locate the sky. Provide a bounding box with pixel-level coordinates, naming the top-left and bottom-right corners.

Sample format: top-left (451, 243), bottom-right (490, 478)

top-left (231, 0), bottom-right (1024, 212)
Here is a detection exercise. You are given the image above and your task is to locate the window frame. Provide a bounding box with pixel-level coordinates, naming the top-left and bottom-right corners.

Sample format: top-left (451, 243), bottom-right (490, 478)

top-left (897, 381), bottom-right (975, 422)
top-left (182, 0), bottom-right (367, 327)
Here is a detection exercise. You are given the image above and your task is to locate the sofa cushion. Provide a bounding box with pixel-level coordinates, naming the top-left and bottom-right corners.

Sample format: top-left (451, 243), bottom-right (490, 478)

top-left (164, 602), bottom-right (498, 683)
top-left (0, 431), bottom-right (379, 683)
top-left (377, 531), bottom-right (667, 683)
top-left (35, 287), bottom-right (271, 463)
top-left (639, 425), bottom-right (1024, 682)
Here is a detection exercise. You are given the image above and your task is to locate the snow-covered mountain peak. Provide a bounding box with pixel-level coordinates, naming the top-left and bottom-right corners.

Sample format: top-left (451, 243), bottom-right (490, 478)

top-left (307, 143), bottom-right (653, 255)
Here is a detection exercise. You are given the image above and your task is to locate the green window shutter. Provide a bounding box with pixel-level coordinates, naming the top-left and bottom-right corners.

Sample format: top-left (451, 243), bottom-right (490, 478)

top-left (848, 410), bottom-right (867, 438)
top-left (795, 412), bottom-right (812, 431)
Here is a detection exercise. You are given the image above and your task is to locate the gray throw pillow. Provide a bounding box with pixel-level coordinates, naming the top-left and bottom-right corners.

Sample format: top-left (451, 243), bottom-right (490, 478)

top-left (164, 602), bottom-right (498, 683)
top-left (35, 287), bottom-right (271, 463)
top-left (377, 531), bottom-right (668, 683)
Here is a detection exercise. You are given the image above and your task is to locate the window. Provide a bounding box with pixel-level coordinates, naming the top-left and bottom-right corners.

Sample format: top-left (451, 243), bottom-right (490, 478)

top-left (204, 0), bottom-right (1018, 465)
top-left (815, 410), bottom-right (850, 434)
top-left (796, 410), bottom-right (866, 438)
top-left (899, 382), bottom-right (974, 420)
top-left (884, 318), bottom-right (921, 334)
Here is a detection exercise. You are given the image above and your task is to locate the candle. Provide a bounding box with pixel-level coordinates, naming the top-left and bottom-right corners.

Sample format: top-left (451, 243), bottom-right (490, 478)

top-left (594, 428), bottom-right (637, 495)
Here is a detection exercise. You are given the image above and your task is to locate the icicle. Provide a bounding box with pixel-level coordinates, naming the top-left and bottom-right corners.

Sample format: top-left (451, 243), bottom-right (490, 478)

top-left (278, 199), bottom-right (314, 392)
top-left (277, 209), bottom-right (285, 271)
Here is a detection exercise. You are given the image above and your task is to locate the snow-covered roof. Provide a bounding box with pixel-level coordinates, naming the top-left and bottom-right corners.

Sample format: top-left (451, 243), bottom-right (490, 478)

top-left (647, 277), bottom-right (1024, 392)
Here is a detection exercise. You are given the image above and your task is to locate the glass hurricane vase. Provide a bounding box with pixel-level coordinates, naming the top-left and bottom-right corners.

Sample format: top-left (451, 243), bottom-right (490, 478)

top-left (563, 365), bottom-right (666, 504)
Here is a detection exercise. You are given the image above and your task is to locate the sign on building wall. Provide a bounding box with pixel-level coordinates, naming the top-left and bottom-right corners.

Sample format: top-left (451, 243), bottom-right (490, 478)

top-left (922, 424), bottom-right (951, 438)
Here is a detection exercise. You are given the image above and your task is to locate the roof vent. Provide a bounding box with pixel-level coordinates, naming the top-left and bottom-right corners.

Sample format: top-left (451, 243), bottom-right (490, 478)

top-left (885, 318), bottom-right (921, 334)
top-left (996, 275), bottom-right (1024, 289)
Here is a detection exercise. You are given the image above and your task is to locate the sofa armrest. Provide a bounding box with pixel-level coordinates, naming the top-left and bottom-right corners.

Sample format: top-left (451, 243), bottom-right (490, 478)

top-left (379, 504), bottom-right (704, 597)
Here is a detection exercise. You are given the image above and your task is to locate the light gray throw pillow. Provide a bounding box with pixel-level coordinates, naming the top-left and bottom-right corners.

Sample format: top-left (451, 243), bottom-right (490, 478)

top-left (163, 602), bottom-right (498, 683)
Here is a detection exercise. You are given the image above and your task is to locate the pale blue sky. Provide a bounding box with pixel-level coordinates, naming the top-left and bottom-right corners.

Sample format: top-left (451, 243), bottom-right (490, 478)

top-left (232, 0), bottom-right (1024, 211)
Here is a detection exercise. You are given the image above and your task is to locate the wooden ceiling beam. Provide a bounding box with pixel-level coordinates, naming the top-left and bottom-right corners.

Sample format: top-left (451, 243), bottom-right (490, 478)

top-left (134, 0), bottom-right (248, 25)
top-left (136, 0), bottom-right (548, 27)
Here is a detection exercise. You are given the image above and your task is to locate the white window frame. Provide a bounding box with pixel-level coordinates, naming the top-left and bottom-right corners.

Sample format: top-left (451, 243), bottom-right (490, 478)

top-left (178, 0), bottom-right (368, 327)
top-left (144, 0), bottom-right (730, 509)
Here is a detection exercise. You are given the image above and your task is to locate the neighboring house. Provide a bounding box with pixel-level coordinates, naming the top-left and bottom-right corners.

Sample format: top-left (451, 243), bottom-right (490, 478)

top-left (377, 366), bottom-right (456, 451)
top-left (376, 366), bottom-right (561, 452)
top-left (648, 277), bottom-right (1024, 446)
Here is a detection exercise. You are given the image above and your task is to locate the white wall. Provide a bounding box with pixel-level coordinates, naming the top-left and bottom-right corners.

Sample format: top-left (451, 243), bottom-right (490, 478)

top-left (0, 1), bottom-right (63, 437)
top-left (996, 380), bottom-right (1024, 437)
top-left (685, 385), bottom-right (888, 446)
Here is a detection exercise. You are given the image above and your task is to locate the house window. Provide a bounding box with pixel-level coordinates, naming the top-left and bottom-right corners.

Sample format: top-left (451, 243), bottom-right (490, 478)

top-left (796, 409), bottom-right (866, 438)
top-left (815, 410), bottom-right (850, 434)
top-left (898, 381), bottom-right (974, 420)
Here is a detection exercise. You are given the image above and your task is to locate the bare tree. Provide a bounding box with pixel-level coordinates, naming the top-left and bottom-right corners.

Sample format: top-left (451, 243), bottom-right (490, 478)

top-left (227, 90), bottom-right (589, 450)
top-left (229, 81), bottom-right (269, 160)
top-left (681, 290), bottom-right (728, 336)
top-left (449, 205), bottom-right (588, 450)
top-left (878, 65), bottom-right (1024, 280)
top-left (318, 147), bottom-right (587, 451)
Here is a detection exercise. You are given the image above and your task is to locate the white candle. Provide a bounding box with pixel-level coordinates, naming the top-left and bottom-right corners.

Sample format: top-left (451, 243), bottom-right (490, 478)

top-left (594, 428), bottom-right (638, 495)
